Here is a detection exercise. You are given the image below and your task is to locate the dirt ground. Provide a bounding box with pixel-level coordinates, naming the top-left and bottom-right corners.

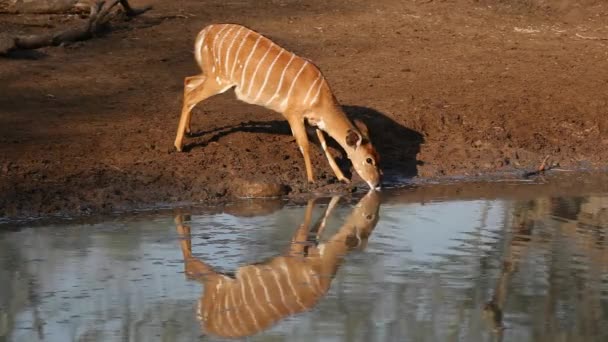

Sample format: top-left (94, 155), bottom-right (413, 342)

top-left (1, 0), bottom-right (607, 220)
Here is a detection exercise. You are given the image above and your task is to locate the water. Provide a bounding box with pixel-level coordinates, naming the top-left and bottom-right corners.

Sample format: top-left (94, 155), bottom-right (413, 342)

top-left (1, 176), bottom-right (608, 342)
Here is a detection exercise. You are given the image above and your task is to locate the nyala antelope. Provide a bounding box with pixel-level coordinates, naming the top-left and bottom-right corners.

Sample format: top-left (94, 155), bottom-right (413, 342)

top-left (175, 191), bottom-right (381, 338)
top-left (174, 23), bottom-right (382, 189)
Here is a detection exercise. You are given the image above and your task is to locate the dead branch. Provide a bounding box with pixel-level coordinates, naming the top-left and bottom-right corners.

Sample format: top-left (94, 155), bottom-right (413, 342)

top-left (0, 0), bottom-right (152, 55)
top-left (575, 33), bottom-right (608, 41)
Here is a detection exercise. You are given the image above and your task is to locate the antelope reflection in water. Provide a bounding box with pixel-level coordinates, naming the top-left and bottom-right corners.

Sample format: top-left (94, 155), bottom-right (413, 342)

top-left (175, 191), bottom-right (381, 338)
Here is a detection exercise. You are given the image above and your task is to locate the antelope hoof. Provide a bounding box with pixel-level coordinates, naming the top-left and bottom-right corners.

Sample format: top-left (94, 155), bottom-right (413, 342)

top-left (339, 177), bottom-right (351, 184)
top-left (174, 143), bottom-right (183, 152)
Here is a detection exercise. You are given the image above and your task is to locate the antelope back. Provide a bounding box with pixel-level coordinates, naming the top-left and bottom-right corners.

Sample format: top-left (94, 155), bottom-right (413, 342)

top-left (198, 257), bottom-right (326, 338)
top-left (194, 24), bottom-right (331, 113)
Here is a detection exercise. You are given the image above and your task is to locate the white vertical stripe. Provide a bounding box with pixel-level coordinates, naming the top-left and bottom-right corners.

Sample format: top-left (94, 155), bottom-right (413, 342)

top-left (270, 268), bottom-right (293, 314)
top-left (255, 267), bottom-right (282, 317)
top-left (254, 49), bottom-right (284, 102)
top-left (302, 73), bottom-right (322, 104)
top-left (213, 279), bottom-right (223, 333)
top-left (217, 26), bottom-right (236, 66)
top-left (240, 36), bottom-right (263, 87)
top-left (223, 289), bottom-right (239, 336)
top-left (241, 270), bottom-right (263, 329)
top-left (224, 26), bottom-right (245, 75)
top-left (265, 53), bottom-right (295, 106)
top-left (246, 43), bottom-right (273, 97)
top-left (300, 267), bottom-right (321, 295)
top-left (280, 258), bottom-right (307, 310)
top-left (230, 31), bottom-right (252, 80)
top-left (243, 265), bottom-right (271, 324)
top-left (213, 25), bottom-right (230, 55)
top-left (281, 60), bottom-right (309, 109)
top-left (309, 75), bottom-right (325, 105)
top-left (231, 287), bottom-right (247, 336)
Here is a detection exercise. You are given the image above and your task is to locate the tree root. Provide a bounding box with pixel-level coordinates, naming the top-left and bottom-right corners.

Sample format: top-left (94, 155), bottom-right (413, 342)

top-left (0, 0), bottom-right (152, 55)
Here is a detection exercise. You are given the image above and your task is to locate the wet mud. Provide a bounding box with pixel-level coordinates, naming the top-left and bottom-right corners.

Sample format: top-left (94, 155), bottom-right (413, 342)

top-left (1, 0), bottom-right (607, 220)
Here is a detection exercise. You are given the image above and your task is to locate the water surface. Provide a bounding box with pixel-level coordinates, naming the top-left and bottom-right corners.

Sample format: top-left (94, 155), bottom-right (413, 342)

top-left (1, 176), bottom-right (608, 341)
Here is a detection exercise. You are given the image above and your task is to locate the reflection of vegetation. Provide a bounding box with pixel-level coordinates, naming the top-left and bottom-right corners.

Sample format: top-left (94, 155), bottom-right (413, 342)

top-left (0, 238), bottom-right (38, 340)
top-left (485, 195), bottom-right (608, 340)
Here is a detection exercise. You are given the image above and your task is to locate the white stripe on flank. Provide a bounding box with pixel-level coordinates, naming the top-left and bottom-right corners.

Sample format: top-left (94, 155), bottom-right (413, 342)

top-left (212, 280), bottom-right (223, 330)
top-left (217, 26), bottom-right (236, 67)
top-left (213, 25), bottom-right (230, 54)
top-left (243, 265), bottom-right (270, 324)
top-left (239, 272), bottom-right (261, 331)
top-left (300, 267), bottom-right (321, 295)
top-left (223, 290), bottom-right (239, 336)
top-left (265, 53), bottom-right (295, 106)
top-left (240, 36), bottom-right (263, 87)
top-left (224, 26), bottom-right (244, 74)
top-left (246, 43), bottom-right (273, 97)
top-left (243, 271), bottom-right (264, 328)
top-left (255, 267), bottom-right (282, 317)
top-left (270, 268), bottom-right (292, 313)
top-left (230, 31), bottom-right (252, 80)
top-left (280, 258), bottom-right (307, 310)
top-left (281, 60), bottom-right (309, 109)
top-left (302, 74), bottom-right (321, 104)
top-left (309, 75), bottom-right (325, 105)
top-left (254, 49), bottom-right (284, 102)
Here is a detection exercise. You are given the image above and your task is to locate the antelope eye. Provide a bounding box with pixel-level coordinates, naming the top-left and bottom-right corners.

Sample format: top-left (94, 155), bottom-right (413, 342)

top-left (366, 214), bottom-right (373, 220)
top-left (366, 158), bottom-right (373, 164)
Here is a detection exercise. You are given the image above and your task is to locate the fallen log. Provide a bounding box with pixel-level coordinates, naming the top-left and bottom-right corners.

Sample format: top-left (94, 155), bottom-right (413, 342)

top-left (0, 0), bottom-right (151, 55)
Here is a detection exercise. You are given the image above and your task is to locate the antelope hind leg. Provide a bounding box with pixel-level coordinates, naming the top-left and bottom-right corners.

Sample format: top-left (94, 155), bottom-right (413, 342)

top-left (174, 75), bottom-right (221, 152)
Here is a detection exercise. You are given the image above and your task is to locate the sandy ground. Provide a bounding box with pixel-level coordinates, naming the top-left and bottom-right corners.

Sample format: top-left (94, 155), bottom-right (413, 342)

top-left (1, 0), bottom-right (607, 219)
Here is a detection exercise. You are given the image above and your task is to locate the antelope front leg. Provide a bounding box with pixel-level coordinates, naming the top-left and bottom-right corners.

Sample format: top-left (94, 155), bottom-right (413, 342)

top-left (315, 129), bottom-right (349, 183)
top-left (313, 195), bottom-right (341, 239)
top-left (288, 116), bottom-right (314, 183)
top-left (289, 198), bottom-right (316, 256)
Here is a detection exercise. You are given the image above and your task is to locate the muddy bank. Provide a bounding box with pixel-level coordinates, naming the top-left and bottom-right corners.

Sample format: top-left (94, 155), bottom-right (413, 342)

top-left (1, 0), bottom-right (607, 220)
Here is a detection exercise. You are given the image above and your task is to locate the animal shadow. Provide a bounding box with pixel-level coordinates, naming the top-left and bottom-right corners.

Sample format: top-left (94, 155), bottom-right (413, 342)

top-left (184, 106), bottom-right (424, 182)
top-left (343, 105), bottom-right (423, 180)
top-left (182, 120), bottom-right (292, 151)
top-left (3, 49), bottom-right (47, 60)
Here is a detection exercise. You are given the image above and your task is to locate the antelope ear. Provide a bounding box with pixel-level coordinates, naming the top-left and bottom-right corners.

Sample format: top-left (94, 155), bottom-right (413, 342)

top-left (354, 119), bottom-right (370, 139)
top-left (346, 129), bottom-right (362, 148)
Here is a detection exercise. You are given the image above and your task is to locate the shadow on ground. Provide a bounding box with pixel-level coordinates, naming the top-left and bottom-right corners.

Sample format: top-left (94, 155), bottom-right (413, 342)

top-left (343, 105), bottom-right (423, 182)
top-left (183, 105), bottom-right (424, 183)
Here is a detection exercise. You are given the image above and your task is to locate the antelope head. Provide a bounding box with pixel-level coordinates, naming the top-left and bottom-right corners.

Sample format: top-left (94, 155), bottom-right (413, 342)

top-left (345, 119), bottom-right (382, 190)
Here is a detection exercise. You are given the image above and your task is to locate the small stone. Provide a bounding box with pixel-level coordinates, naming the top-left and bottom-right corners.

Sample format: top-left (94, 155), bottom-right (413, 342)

top-left (232, 178), bottom-right (288, 198)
